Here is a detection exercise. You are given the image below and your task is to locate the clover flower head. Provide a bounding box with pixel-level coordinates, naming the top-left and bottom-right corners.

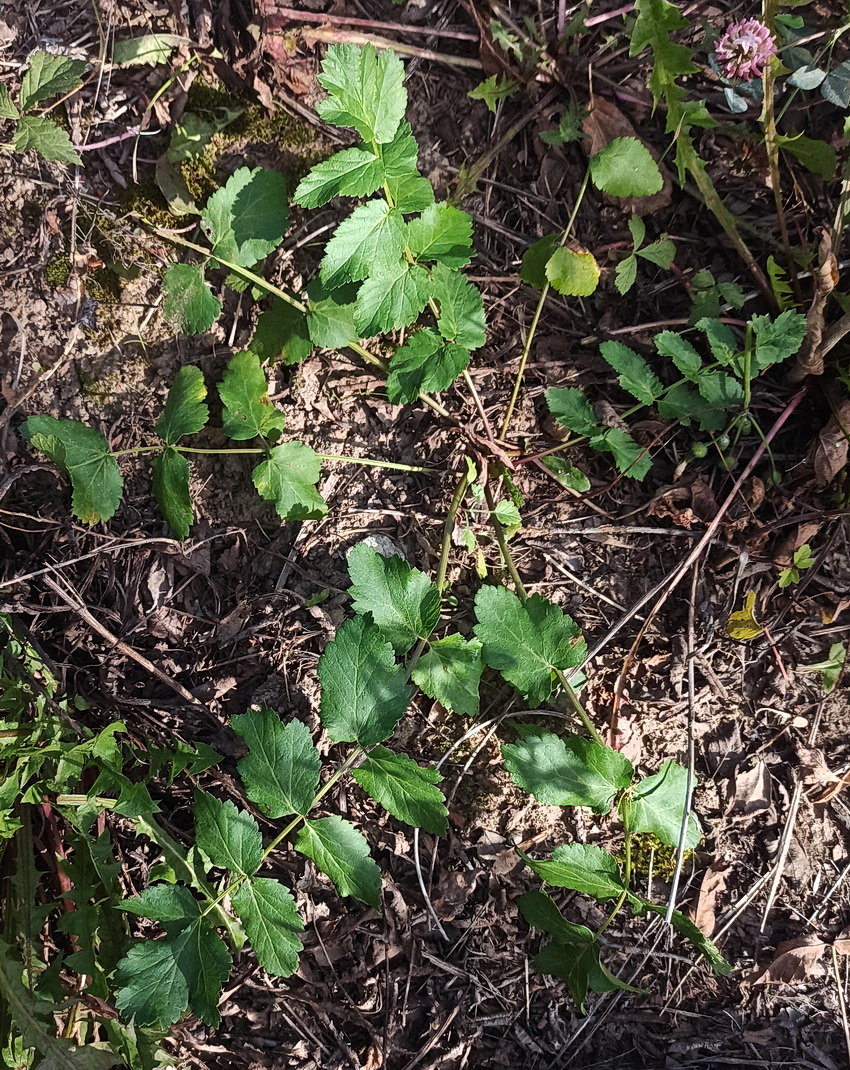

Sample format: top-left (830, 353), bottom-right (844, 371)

top-left (715, 18), bottom-right (776, 82)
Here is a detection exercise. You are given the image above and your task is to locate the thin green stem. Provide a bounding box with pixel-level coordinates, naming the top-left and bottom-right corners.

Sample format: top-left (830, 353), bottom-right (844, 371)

top-left (596, 818), bottom-right (632, 938)
top-left (113, 443), bottom-right (431, 473)
top-left (742, 323), bottom-right (754, 414)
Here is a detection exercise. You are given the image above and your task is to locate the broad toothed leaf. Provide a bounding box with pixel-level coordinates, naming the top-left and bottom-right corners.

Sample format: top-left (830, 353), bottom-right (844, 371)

top-left (589, 136), bottom-right (663, 198)
top-left (231, 707), bottom-right (320, 818)
top-left (202, 167), bottom-right (289, 268)
top-left (408, 202), bottom-right (474, 268)
top-left (218, 351), bottom-right (285, 440)
top-left (519, 843), bottom-right (627, 900)
top-left (381, 122), bottom-right (434, 211)
top-left (318, 615), bottom-right (411, 746)
top-left (352, 746), bottom-right (448, 834)
top-left (473, 587), bottom-right (586, 707)
top-left (295, 816), bottom-right (382, 907)
top-left (626, 760), bottom-right (701, 849)
top-left (306, 280), bottom-right (359, 349)
top-left (22, 416), bottom-right (123, 525)
top-left (694, 371), bottom-right (743, 408)
top-left (121, 884), bottom-right (200, 928)
top-left (151, 448), bottom-right (193, 539)
top-left (320, 200), bottom-right (407, 289)
top-left (751, 310), bottom-right (806, 370)
top-left (502, 732), bottom-right (633, 812)
top-left (12, 116), bottom-right (81, 165)
top-left (591, 427), bottom-right (652, 480)
top-left (354, 261), bottom-right (431, 337)
top-left (386, 329), bottom-right (469, 404)
top-left (154, 365), bottom-right (209, 445)
top-left (115, 940), bottom-right (188, 1027)
top-left (162, 263), bottom-right (221, 333)
top-left (347, 542), bottom-right (440, 653)
top-left (247, 297), bottom-right (312, 365)
top-left (598, 341), bottom-right (663, 405)
top-left (252, 441), bottom-right (327, 520)
top-left (20, 52), bottom-right (87, 111)
top-left (194, 791), bottom-right (263, 876)
top-left (546, 388), bottom-right (602, 438)
top-left (170, 919), bottom-right (231, 1026)
top-left (231, 878), bottom-right (303, 977)
top-left (316, 43), bottom-right (407, 145)
top-left (293, 146), bottom-right (384, 208)
top-left (430, 262), bottom-right (486, 349)
top-left (411, 634), bottom-right (484, 717)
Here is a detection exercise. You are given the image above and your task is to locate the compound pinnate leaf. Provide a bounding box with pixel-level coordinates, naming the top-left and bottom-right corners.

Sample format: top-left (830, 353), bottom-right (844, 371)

top-left (589, 136), bottom-right (663, 198)
top-left (248, 297), bottom-right (312, 366)
top-left (546, 387), bottom-right (602, 438)
top-left (22, 416), bottom-right (123, 525)
top-left (502, 732), bottom-right (633, 812)
top-left (598, 341), bottom-right (663, 404)
top-left (202, 167), bottom-right (289, 268)
top-left (545, 246), bottom-right (600, 298)
top-left (352, 746), bottom-right (448, 835)
top-left (347, 542), bottom-right (440, 653)
top-left (696, 317), bottom-right (736, 366)
top-left (473, 587), bottom-right (586, 707)
top-left (382, 123), bottom-right (434, 212)
top-left (194, 791), bottom-right (262, 877)
top-left (231, 707), bottom-right (320, 818)
top-left (252, 441), bottom-right (327, 520)
top-left (162, 263), bottom-right (221, 334)
top-left (115, 940), bottom-right (189, 1027)
top-left (218, 351), bottom-right (286, 440)
top-left (154, 365), bottom-right (209, 445)
top-left (751, 310), bottom-right (807, 370)
top-left (626, 760), bottom-right (701, 849)
top-left (520, 843), bottom-right (627, 900)
top-left (231, 878), bottom-right (303, 977)
top-left (411, 634), bottom-right (484, 717)
top-left (293, 146), bottom-right (384, 209)
top-left (151, 448), bottom-right (193, 539)
top-left (407, 202), bottom-right (474, 268)
top-left (320, 200), bottom-right (407, 289)
top-left (316, 43), bottom-right (406, 145)
top-left (638, 901), bottom-right (731, 975)
top-left (318, 615), bottom-right (411, 746)
top-left (354, 261), bottom-right (431, 337)
top-left (20, 52), bottom-right (87, 112)
top-left (306, 280), bottom-right (359, 350)
top-left (171, 919), bottom-right (231, 1026)
top-left (294, 816), bottom-right (382, 908)
top-left (694, 371), bottom-right (743, 408)
top-left (430, 262), bottom-right (486, 350)
top-left (386, 330), bottom-right (470, 404)
top-left (12, 117), bottom-right (81, 165)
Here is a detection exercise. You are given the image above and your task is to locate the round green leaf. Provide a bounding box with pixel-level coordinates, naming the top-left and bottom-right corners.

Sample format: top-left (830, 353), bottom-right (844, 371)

top-left (589, 136), bottom-right (663, 198)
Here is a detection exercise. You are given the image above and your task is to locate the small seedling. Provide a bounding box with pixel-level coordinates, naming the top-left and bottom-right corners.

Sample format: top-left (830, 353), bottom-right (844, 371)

top-left (0, 51), bottom-right (87, 164)
top-left (778, 543), bottom-right (814, 588)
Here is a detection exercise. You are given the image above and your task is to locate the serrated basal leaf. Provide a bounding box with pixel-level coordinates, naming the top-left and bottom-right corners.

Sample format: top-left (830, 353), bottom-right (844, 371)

top-left (502, 732), bottom-right (633, 812)
top-left (115, 941), bottom-right (188, 1027)
top-left (386, 330), bottom-right (469, 404)
top-left (154, 365), bottom-right (209, 445)
top-left (520, 843), bottom-right (627, 900)
top-left (20, 52), bottom-right (87, 112)
top-left (430, 262), bottom-right (485, 349)
top-left (12, 117), bottom-right (81, 165)
top-left (354, 261), bottom-right (431, 337)
top-left (151, 448), bottom-right (193, 539)
top-left (382, 122), bottom-right (434, 211)
top-left (320, 200), bottom-right (407, 289)
top-left (546, 246), bottom-right (600, 297)
top-left (599, 341), bottom-right (663, 404)
top-left (162, 263), bottom-right (221, 334)
top-left (218, 351), bottom-right (286, 440)
top-left (252, 441), bottom-right (327, 520)
top-left (520, 234), bottom-right (560, 289)
top-left (318, 615), bottom-right (411, 746)
top-left (231, 706), bottom-right (320, 818)
top-left (231, 878), bottom-right (303, 977)
top-left (194, 792), bottom-right (262, 877)
top-left (22, 416), bottom-right (123, 525)
top-left (316, 43), bottom-right (406, 145)
top-left (171, 919), bottom-right (231, 1026)
top-left (473, 587), bottom-right (586, 707)
top-left (352, 746), bottom-right (447, 834)
top-left (248, 296), bottom-right (312, 365)
top-left (295, 816), bottom-right (381, 908)
top-left (293, 147), bottom-right (384, 209)
top-left (408, 202), bottom-right (474, 268)
top-left (655, 330), bottom-right (702, 379)
top-left (626, 760), bottom-right (700, 849)
top-left (202, 167), bottom-right (289, 268)
top-left (546, 388), bottom-right (602, 438)
top-left (589, 136), bottom-right (663, 197)
top-left (412, 635), bottom-right (483, 717)
top-left (593, 427), bottom-right (652, 480)
top-left (306, 280), bottom-right (359, 349)
top-left (347, 542), bottom-right (440, 653)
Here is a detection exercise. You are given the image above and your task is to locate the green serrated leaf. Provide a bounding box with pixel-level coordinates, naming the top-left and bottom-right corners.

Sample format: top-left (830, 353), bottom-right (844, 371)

top-left (151, 448), bottom-right (193, 539)
top-left (467, 74), bottom-right (519, 112)
top-left (695, 318), bottom-right (737, 365)
top-left (0, 83), bottom-right (18, 119)
top-left (231, 878), bottom-right (303, 977)
top-left (22, 416), bottom-right (123, 525)
top-left (502, 732), bottom-right (633, 812)
top-left (121, 884), bottom-right (200, 927)
top-left (320, 200), bottom-right (407, 289)
top-left (546, 246), bottom-right (600, 297)
top-left (316, 43), bottom-right (406, 145)
top-left (232, 706), bottom-right (320, 818)
top-left (637, 237), bottom-right (675, 268)
top-left (12, 116), bottom-right (82, 165)
top-left (252, 441), bottom-right (327, 520)
top-left (751, 310), bottom-right (807, 370)
top-left (154, 365), bottom-right (209, 445)
top-left (589, 136), bottom-right (663, 198)
top-left (354, 261), bottom-right (431, 337)
top-left (655, 330), bottom-right (702, 379)
top-left (599, 341), bottom-right (663, 404)
top-left (411, 634), bottom-right (483, 717)
top-left (171, 919), bottom-right (231, 1026)
top-left (520, 234), bottom-right (560, 290)
top-left (614, 255), bottom-right (638, 295)
top-left (318, 615), bottom-right (411, 746)
top-left (194, 792), bottom-right (262, 877)
top-left (293, 146), bottom-right (384, 209)
top-left (546, 387), bottom-right (602, 438)
top-left (352, 746), bottom-right (447, 834)
top-left (115, 940), bottom-right (188, 1027)
top-left (592, 427), bottom-right (653, 480)
top-left (430, 262), bottom-right (486, 349)
top-left (520, 843), bottom-right (627, 900)
top-left (248, 296), bottom-right (312, 365)
top-left (386, 329), bottom-right (470, 404)
top-left (626, 761), bottom-right (700, 848)
top-left (306, 280), bottom-right (359, 349)
top-left (295, 816), bottom-right (382, 907)
top-left (408, 202), bottom-right (474, 268)
top-left (162, 263), bottom-right (221, 333)
top-left (474, 587), bottom-right (586, 707)
top-left (766, 255), bottom-right (795, 313)
top-left (381, 122), bottom-right (434, 211)
top-left (347, 543), bottom-right (440, 653)
top-left (694, 370), bottom-right (743, 408)
top-left (218, 351), bottom-right (286, 440)
top-left (20, 52), bottom-right (87, 112)
top-left (202, 167), bottom-right (289, 268)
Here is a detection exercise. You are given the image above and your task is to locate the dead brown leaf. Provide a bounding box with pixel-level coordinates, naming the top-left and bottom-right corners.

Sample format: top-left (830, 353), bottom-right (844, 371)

top-left (790, 229), bottom-right (838, 382)
top-left (750, 935), bottom-right (828, 984)
top-left (647, 475), bottom-right (718, 529)
top-left (725, 759), bottom-right (772, 819)
top-left (812, 400), bottom-right (850, 485)
top-left (691, 861), bottom-right (731, 938)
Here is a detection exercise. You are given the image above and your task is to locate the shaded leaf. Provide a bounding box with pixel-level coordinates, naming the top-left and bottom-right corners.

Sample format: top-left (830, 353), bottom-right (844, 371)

top-left (194, 792), bottom-right (262, 877)
top-left (231, 878), bottom-right (303, 977)
top-left (386, 330), bottom-right (469, 404)
top-left (347, 542), bottom-right (440, 653)
top-left (202, 167), bottom-right (289, 268)
top-left (295, 816), bottom-right (382, 907)
top-left (247, 297), bottom-right (312, 365)
top-left (218, 351), bottom-right (286, 440)
top-left (411, 634), bottom-right (484, 717)
top-left (162, 263), bottom-right (221, 333)
top-left (114, 941), bottom-right (188, 1028)
top-left (502, 732), bottom-right (633, 812)
top-left (627, 761), bottom-right (700, 848)
top-left (352, 746), bottom-right (448, 834)
top-left (520, 234), bottom-right (559, 290)
top-left (151, 448), bottom-right (193, 540)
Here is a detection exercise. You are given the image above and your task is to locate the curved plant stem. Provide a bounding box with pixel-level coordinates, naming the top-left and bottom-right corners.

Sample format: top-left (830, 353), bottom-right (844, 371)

top-left (596, 819), bottom-right (632, 937)
top-left (112, 443), bottom-right (431, 473)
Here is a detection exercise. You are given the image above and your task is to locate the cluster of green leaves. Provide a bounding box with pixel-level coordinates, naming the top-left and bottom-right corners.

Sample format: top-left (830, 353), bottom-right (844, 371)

top-left (21, 351), bottom-right (326, 533)
top-left (546, 310), bottom-right (807, 479)
top-left (0, 51), bottom-right (87, 165)
top-left (614, 215), bottom-right (675, 296)
top-left (778, 543), bottom-right (814, 588)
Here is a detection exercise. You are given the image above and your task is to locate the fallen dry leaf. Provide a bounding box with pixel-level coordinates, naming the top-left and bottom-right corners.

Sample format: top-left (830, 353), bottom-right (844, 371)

top-left (750, 935), bottom-right (828, 984)
top-left (812, 400), bottom-right (850, 485)
top-left (647, 475), bottom-right (718, 529)
top-left (691, 861), bottom-right (731, 938)
top-left (790, 229), bottom-right (838, 382)
top-left (725, 758), bottom-right (771, 817)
